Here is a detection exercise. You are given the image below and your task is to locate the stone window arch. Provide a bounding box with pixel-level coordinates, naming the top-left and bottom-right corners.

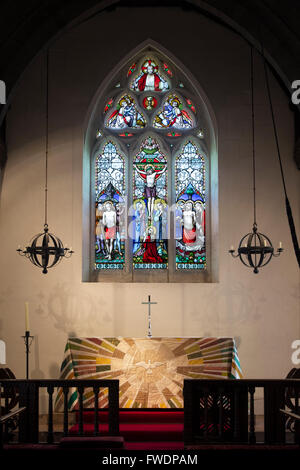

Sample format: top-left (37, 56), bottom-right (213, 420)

top-left (83, 41), bottom-right (218, 283)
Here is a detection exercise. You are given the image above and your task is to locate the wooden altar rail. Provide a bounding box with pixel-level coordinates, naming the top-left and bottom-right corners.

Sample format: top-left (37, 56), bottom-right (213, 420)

top-left (1, 379), bottom-right (300, 447)
top-left (0, 379), bottom-right (119, 445)
top-left (183, 379), bottom-right (300, 446)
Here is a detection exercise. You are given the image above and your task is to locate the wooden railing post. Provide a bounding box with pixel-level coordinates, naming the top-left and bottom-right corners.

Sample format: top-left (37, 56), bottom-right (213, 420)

top-left (108, 380), bottom-right (119, 436)
top-left (63, 385), bottom-right (69, 437)
top-left (211, 391), bottom-right (218, 437)
top-left (18, 381), bottom-right (28, 443)
top-left (78, 385), bottom-right (84, 436)
top-left (218, 387), bottom-right (224, 440)
top-left (236, 384), bottom-right (248, 443)
top-left (184, 379), bottom-right (198, 445)
top-left (27, 381), bottom-right (39, 443)
top-left (248, 385), bottom-right (256, 444)
top-left (295, 386), bottom-right (300, 445)
top-left (0, 423), bottom-right (3, 450)
top-left (93, 385), bottom-right (100, 436)
top-left (203, 388), bottom-right (209, 439)
top-left (4, 383), bottom-right (9, 439)
top-left (47, 384), bottom-right (54, 444)
top-left (18, 381), bottom-right (39, 443)
top-left (233, 389), bottom-right (240, 441)
top-left (264, 382), bottom-right (286, 444)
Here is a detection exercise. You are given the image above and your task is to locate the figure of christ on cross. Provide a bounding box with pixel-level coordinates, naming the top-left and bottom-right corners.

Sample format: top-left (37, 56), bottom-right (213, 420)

top-left (134, 164), bottom-right (166, 222)
top-left (142, 295), bottom-right (157, 338)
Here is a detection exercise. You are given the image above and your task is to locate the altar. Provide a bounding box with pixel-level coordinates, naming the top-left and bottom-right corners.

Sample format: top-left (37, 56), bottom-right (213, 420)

top-left (55, 337), bottom-right (242, 411)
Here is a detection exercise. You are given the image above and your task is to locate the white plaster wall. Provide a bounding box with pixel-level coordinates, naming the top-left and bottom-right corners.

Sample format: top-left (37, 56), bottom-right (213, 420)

top-left (0, 7), bottom-right (299, 384)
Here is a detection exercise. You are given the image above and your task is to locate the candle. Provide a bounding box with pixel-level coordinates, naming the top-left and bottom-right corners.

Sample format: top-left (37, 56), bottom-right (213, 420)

top-left (264, 240), bottom-right (267, 247)
top-left (230, 245), bottom-right (234, 251)
top-left (25, 302), bottom-right (30, 332)
top-left (279, 241), bottom-right (282, 249)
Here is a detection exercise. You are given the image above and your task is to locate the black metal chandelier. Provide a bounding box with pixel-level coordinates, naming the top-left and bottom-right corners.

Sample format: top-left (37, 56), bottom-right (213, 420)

top-left (17, 51), bottom-right (73, 274)
top-left (229, 46), bottom-right (283, 273)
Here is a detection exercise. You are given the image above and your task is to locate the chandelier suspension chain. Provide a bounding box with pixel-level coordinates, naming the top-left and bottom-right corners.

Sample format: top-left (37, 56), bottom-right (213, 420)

top-left (260, 41), bottom-right (287, 197)
top-left (45, 49), bottom-right (49, 227)
top-left (250, 46), bottom-right (256, 226)
top-left (260, 30), bottom-right (300, 268)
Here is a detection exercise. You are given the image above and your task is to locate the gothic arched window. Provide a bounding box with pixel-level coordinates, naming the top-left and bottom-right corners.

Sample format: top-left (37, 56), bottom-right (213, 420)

top-left (86, 45), bottom-right (216, 283)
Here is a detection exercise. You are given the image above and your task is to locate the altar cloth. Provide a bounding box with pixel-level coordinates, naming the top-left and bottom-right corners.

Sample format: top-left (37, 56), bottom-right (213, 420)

top-left (55, 337), bottom-right (242, 410)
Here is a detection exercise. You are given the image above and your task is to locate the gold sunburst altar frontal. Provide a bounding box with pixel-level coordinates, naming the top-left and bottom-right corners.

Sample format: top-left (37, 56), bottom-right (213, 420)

top-left (55, 337), bottom-right (242, 411)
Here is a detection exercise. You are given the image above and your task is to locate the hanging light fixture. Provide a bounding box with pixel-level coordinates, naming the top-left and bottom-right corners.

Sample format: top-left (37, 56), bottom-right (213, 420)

top-left (17, 50), bottom-right (74, 274)
top-left (229, 46), bottom-right (283, 273)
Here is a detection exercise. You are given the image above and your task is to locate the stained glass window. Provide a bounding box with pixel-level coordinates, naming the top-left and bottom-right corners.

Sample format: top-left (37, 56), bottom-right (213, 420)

top-left (133, 137), bottom-right (168, 269)
top-left (95, 142), bottom-right (126, 270)
top-left (175, 142), bottom-right (206, 270)
top-left (93, 50), bottom-right (209, 278)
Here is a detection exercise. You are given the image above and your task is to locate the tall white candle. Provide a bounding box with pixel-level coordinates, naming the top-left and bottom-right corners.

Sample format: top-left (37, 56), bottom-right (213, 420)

top-left (279, 241), bottom-right (282, 249)
top-left (25, 302), bottom-right (30, 332)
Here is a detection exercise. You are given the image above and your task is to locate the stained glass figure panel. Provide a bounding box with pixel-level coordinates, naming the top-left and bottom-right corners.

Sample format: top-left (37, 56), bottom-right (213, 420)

top-left (132, 137), bottom-right (168, 269)
top-left (95, 142), bottom-right (126, 269)
top-left (153, 94), bottom-right (193, 129)
top-left (175, 142), bottom-right (206, 270)
top-left (106, 94), bottom-right (146, 129)
top-left (130, 59), bottom-right (169, 92)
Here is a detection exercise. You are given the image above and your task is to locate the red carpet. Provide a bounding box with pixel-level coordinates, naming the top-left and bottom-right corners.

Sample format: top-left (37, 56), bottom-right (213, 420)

top-left (125, 441), bottom-right (184, 450)
top-left (70, 410), bottom-right (184, 444)
top-left (75, 410), bottom-right (184, 423)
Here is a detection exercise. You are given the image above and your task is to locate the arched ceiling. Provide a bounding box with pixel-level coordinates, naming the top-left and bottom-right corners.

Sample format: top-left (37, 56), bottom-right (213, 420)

top-left (0, 0), bottom-right (300, 167)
